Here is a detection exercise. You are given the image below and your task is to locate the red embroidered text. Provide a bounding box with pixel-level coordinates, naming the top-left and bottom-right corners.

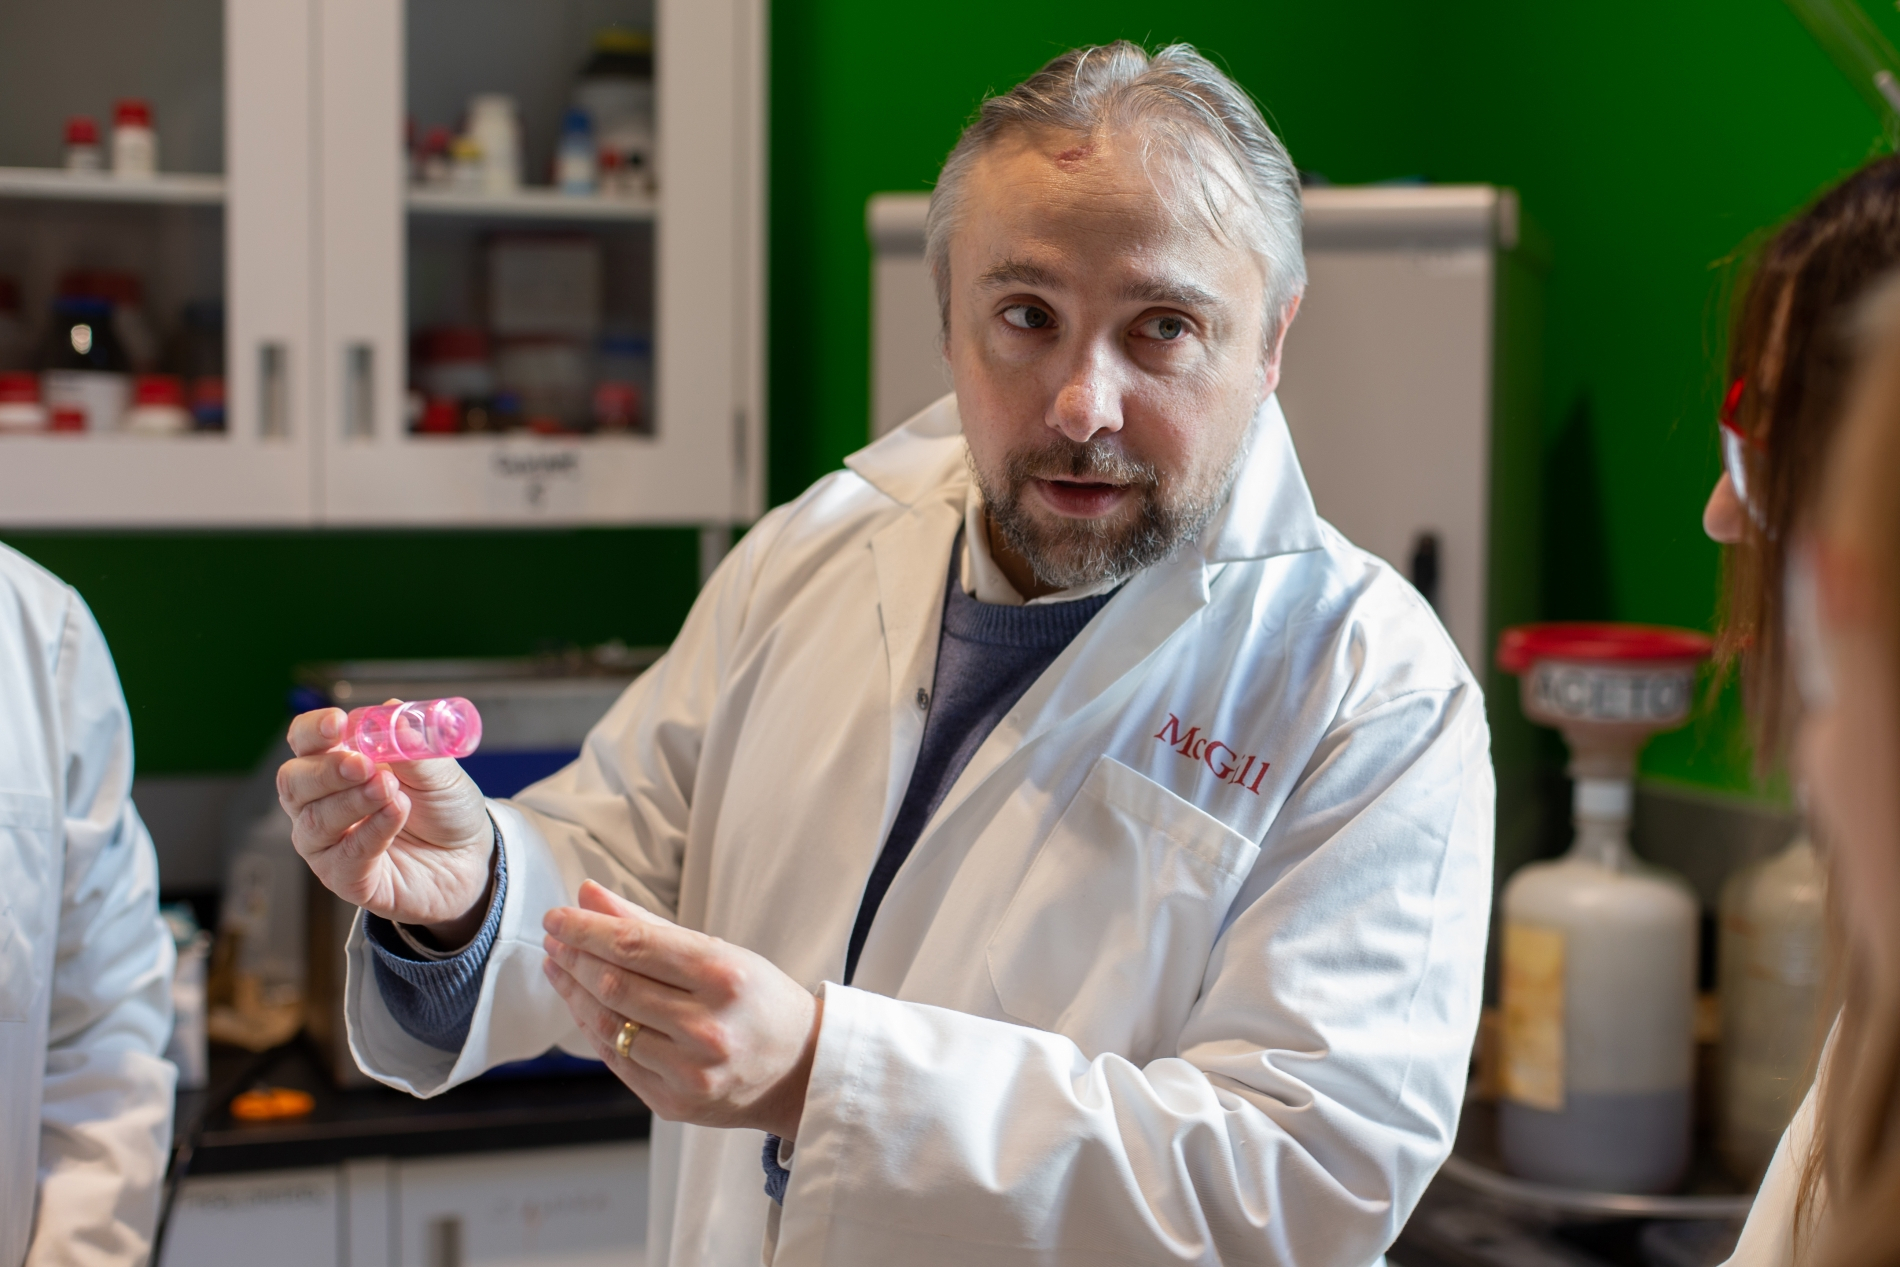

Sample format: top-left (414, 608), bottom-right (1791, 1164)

top-left (1153, 714), bottom-right (1270, 793)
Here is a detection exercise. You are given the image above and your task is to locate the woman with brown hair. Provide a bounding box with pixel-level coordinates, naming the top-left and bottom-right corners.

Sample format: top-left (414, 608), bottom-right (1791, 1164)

top-left (1777, 272), bottom-right (1900, 1265)
top-left (1710, 161), bottom-right (1900, 1264)
top-left (1705, 154), bottom-right (1900, 724)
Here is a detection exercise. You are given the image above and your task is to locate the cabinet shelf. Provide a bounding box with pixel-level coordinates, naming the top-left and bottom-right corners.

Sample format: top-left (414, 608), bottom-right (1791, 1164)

top-left (0, 165), bottom-right (225, 207)
top-left (406, 186), bottom-right (655, 222)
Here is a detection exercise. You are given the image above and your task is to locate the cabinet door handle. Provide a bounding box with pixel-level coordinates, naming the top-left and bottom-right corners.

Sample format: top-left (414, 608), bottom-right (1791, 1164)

top-left (343, 343), bottom-right (374, 439)
top-left (259, 342), bottom-right (289, 438)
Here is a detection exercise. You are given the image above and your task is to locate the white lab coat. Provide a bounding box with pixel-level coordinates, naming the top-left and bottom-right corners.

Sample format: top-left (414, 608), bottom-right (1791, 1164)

top-left (0, 545), bottom-right (176, 1267)
top-left (1719, 1082), bottom-right (1814, 1267)
top-left (346, 394), bottom-right (1495, 1267)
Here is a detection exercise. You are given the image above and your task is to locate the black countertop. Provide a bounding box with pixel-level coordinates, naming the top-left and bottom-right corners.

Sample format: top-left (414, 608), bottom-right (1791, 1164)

top-left (176, 1039), bottom-right (650, 1176)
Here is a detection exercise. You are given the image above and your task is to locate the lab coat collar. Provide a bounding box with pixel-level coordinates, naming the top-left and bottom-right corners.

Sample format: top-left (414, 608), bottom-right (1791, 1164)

top-left (844, 392), bottom-right (1325, 565)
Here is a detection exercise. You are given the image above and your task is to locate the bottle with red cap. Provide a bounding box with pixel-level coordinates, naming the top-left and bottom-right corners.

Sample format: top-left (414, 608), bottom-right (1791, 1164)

top-left (0, 373), bottom-right (48, 433)
top-left (124, 375), bottom-right (192, 434)
top-left (111, 99), bottom-right (157, 178)
top-left (64, 117), bottom-right (102, 173)
top-left (1493, 623), bottom-right (1713, 1196)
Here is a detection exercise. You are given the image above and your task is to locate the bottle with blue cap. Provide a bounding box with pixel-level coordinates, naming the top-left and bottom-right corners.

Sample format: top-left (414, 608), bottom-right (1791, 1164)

top-left (557, 108), bottom-right (597, 195)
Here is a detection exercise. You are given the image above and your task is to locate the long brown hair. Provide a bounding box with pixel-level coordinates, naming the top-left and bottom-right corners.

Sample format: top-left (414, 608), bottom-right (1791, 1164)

top-left (1803, 274), bottom-right (1900, 1267)
top-left (1719, 155), bottom-right (1900, 757)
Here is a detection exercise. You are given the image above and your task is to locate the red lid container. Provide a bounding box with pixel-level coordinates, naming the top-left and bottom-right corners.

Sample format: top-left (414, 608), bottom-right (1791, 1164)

top-left (64, 116), bottom-right (99, 145)
top-left (1497, 622), bottom-right (1715, 675)
top-left (417, 398), bottom-right (460, 434)
top-left (113, 99), bottom-right (153, 128)
top-left (134, 374), bottom-right (185, 406)
top-left (49, 405), bottom-right (86, 432)
top-left (0, 372), bottom-right (40, 404)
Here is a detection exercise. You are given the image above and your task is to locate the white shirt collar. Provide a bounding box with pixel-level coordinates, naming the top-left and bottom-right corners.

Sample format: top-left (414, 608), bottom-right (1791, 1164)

top-left (960, 482), bottom-right (1126, 607)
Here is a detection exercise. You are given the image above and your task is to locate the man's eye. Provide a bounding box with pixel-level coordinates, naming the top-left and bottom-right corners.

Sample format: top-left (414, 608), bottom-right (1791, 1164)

top-left (1003, 305), bottom-right (1051, 330)
top-left (1140, 315), bottom-right (1187, 341)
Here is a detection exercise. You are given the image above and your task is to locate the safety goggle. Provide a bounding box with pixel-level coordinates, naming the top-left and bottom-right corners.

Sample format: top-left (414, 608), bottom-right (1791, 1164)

top-left (1719, 377), bottom-right (1771, 535)
top-left (1784, 540), bottom-right (1835, 712)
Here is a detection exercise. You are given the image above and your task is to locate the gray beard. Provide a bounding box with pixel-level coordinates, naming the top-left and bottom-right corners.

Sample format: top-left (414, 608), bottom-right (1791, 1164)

top-left (972, 434), bottom-right (1246, 591)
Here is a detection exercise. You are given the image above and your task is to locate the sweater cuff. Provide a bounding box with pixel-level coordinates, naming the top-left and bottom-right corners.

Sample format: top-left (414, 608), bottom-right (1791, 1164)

top-left (762, 1133), bottom-right (792, 1205)
top-left (365, 823), bottom-right (507, 1053)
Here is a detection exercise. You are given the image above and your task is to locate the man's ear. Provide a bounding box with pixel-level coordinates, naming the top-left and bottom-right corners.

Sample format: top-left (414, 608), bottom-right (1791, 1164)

top-left (1258, 292), bottom-right (1303, 403)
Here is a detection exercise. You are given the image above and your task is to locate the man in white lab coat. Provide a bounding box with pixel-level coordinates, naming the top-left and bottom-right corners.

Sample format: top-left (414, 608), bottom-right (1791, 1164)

top-left (0, 544), bottom-right (176, 1267)
top-left (280, 42), bottom-right (1493, 1266)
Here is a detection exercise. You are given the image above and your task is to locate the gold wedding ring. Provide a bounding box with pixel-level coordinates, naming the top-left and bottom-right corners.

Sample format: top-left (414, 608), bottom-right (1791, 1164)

top-left (614, 1019), bottom-right (641, 1058)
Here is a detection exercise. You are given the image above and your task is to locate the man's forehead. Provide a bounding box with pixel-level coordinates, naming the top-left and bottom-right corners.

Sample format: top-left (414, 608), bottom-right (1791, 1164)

top-left (959, 132), bottom-right (1258, 281)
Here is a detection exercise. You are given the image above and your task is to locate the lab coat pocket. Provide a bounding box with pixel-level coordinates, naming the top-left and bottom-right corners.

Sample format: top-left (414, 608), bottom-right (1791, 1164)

top-left (986, 755), bottom-right (1259, 1060)
top-left (0, 790), bottom-right (56, 1023)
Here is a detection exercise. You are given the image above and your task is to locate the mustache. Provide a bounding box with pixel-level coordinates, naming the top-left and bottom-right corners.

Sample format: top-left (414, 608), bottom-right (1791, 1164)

top-left (1002, 438), bottom-right (1160, 488)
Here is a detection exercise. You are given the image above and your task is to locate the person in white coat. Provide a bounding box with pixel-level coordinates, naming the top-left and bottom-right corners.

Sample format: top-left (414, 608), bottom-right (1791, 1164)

top-left (279, 42), bottom-right (1494, 1266)
top-left (0, 543), bottom-right (176, 1267)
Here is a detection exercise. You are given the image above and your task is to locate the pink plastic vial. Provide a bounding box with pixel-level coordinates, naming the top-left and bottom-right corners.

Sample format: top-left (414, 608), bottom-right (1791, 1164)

top-left (342, 697), bottom-right (483, 762)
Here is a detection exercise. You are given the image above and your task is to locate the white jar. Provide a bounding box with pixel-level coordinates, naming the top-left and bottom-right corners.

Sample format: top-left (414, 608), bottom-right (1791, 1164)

top-left (1718, 836), bottom-right (1825, 1182)
top-left (111, 99), bottom-right (157, 179)
top-left (1498, 778), bottom-right (1700, 1193)
top-left (465, 95), bottom-right (520, 196)
top-left (43, 369), bottom-right (130, 432)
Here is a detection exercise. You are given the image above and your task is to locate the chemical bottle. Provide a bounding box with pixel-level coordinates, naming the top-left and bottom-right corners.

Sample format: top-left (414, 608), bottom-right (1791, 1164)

top-left (1718, 835), bottom-right (1826, 1183)
top-left (573, 27), bottom-right (656, 194)
top-left (166, 299), bottom-right (227, 431)
top-left (1495, 623), bottom-right (1713, 1194)
top-left (557, 108), bottom-right (598, 195)
top-left (465, 95), bottom-right (520, 195)
top-left (124, 374), bottom-right (192, 434)
top-left (1499, 777), bottom-right (1700, 1192)
top-left (64, 116), bottom-right (102, 172)
top-left (111, 99), bottom-right (157, 178)
top-left (38, 295), bottom-right (131, 431)
top-left (0, 373), bottom-right (47, 432)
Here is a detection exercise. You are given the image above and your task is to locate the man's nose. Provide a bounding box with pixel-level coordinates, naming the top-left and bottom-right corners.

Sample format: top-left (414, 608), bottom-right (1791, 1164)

top-left (1048, 342), bottom-right (1124, 444)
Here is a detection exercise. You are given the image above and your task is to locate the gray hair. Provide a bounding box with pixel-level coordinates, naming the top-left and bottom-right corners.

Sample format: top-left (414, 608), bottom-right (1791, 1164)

top-left (924, 42), bottom-right (1306, 338)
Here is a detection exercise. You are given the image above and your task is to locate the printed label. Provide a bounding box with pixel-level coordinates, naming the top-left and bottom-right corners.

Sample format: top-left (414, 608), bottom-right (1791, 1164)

top-left (1501, 922), bottom-right (1566, 1111)
top-left (1151, 714), bottom-right (1269, 794)
top-left (486, 448), bottom-right (584, 515)
top-left (1529, 662), bottom-right (1694, 726)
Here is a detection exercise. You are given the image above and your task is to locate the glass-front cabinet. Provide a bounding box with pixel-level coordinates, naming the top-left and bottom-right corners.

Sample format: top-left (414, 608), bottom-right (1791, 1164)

top-left (0, 0), bottom-right (764, 527)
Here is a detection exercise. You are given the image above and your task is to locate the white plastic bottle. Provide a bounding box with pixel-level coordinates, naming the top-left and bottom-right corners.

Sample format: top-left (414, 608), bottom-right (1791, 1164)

top-left (465, 95), bottom-right (520, 195)
top-left (64, 116), bottom-right (102, 172)
top-left (1718, 836), bottom-right (1826, 1182)
top-left (111, 99), bottom-right (157, 178)
top-left (1499, 777), bottom-right (1700, 1193)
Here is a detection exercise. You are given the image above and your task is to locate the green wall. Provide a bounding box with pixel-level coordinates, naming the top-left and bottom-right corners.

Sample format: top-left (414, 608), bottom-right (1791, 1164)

top-left (5, 0), bottom-right (1892, 787)
top-left (767, 0), bottom-right (1895, 797)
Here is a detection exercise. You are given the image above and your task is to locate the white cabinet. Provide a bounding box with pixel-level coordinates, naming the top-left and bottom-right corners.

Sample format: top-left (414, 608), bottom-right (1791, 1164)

top-left (160, 1143), bottom-right (651, 1267)
top-left (0, 0), bottom-right (764, 528)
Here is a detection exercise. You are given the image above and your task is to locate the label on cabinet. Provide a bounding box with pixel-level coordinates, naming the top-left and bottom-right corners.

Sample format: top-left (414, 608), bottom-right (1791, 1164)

top-left (1501, 922), bottom-right (1566, 1111)
top-left (487, 449), bottom-right (584, 516)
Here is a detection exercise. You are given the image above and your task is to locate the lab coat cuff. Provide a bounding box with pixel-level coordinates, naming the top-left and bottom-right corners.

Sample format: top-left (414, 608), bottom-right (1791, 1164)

top-left (344, 800), bottom-right (590, 1096)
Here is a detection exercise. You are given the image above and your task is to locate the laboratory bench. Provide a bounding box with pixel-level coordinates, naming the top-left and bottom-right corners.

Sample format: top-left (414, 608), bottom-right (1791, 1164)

top-left (160, 1039), bottom-right (652, 1267)
top-left (173, 1038), bottom-right (650, 1176)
